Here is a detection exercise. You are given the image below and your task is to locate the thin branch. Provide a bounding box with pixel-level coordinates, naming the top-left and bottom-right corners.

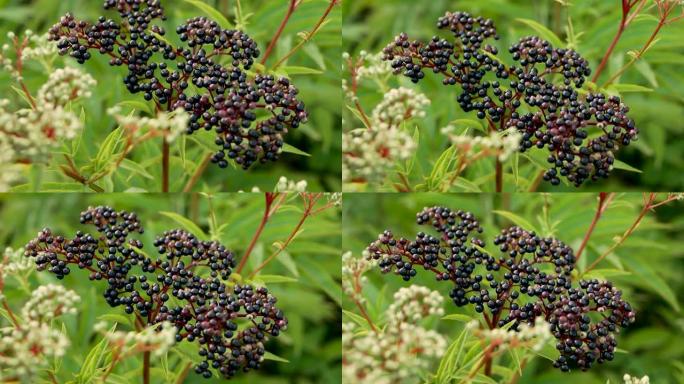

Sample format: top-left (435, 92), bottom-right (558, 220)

top-left (162, 138), bottom-right (170, 193)
top-left (143, 350), bottom-right (151, 384)
top-left (495, 158), bottom-right (503, 193)
top-left (175, 362), bottom-right (193, 384)
top-left (272, 0), bottom-right (339, 69)
top-left (583, 193), bottom-right (680, 274)
top-left (183, 153), bottom-right (212, 192)
top-left (575, 192), bottom-right (615, 261)
top-left (592, 0), bottom-right (631, 82)
top-left (1, 300), bottom-right (19, 328)
top-left (260, 0), bottom-right (300, 66)
top-left (247, 193), bottom-right (322, 279)
top-left (236, 193), bottom-right (277, 274)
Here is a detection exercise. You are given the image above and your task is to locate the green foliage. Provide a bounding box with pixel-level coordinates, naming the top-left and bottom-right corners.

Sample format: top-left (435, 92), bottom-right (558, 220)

top-left (0, 193), bottom-right (342, 383)
top-left (0, 0), bottom-right (341, 192)
top-left (342, 193), bottom-right (684, 383)
top-left (343, 0), bottom-right (684, 192)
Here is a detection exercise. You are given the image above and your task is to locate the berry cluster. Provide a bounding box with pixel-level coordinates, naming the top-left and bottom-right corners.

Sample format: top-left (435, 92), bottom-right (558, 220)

top-left (47, 0), bottom-right (308, 169)
top-left (23, 206), bottom-right (287, 379)
top-left (366, 206), bottom-right (635, 372)
top-left (381, 11), bottom-right (638, 187)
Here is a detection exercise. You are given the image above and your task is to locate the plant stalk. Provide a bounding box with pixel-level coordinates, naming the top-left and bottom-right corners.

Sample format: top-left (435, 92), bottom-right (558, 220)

top-left (236, 193), bottom-right (276, 274)
top-left (575, 192), bottom-right (615, 261)
top-left (143, 350), bottom-right (150, 384)
top-left (162, 138), bottom-right (170, 193)
top-left (261, 0), bottom-right (299, 66)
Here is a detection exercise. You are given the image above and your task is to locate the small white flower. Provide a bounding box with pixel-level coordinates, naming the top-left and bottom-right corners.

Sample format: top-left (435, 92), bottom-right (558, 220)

top-left (442, 126), bottom-right (522, 161)
top-left (21, 284), bottom-right (80, 322)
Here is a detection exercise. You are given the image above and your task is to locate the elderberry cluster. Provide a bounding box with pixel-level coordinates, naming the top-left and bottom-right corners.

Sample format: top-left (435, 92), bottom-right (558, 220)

top-left (47, 0), bottom-right (308, 169)
top-left (23, 206), bottom-right (287, 379)
top-left (366, 206), bottom-right (635, 372)
top-left (381, 11), bottom-right (638, 187)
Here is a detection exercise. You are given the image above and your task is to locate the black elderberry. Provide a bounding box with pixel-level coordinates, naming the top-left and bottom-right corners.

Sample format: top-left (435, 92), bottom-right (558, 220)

top-left (47, 1), bottom-right (308, 170)
top-left (366, 206), bottom-right (635, 372)
top-left (381, 11), bottom-right (638, 187)
top-left (24, 206), bottom-right (287, 380)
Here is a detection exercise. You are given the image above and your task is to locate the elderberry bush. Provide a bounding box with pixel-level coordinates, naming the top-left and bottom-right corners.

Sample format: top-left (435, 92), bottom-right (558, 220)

top-left (23, 206), bottom-right (287, 379)
top-left (47, 0), bottom-right (308, 170)
top-left (381, 11), bottom-right (638, 187)
top-left (366, 206), bottom-right (636, 372)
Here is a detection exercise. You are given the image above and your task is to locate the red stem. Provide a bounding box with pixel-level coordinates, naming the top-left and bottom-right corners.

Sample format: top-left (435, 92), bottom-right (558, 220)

top-left (260, 0), bottom-right (299, 66)
top-left (162, 139), bottom-right (170, 192)
top-left (575, 192), bottom-right (614, 261)
top-left (143, 350), bottom-right (150, 384)
top-left (495, 158), bottom-right (503, 193)
top-left (2, 300), bottom-right (19, 328)
top-left (248, 194), bottom-right (322, 279)
top-left (272, 0), bottom-right (339, 69)
top-left (236, 193), bottom-right (277, 274)
top-left (592, 1), bottom-right (630, 83)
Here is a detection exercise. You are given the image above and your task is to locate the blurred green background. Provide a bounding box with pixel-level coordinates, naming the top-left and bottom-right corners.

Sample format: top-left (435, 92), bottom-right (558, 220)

top-left (342, 0), bottom-right (684, 192)
top-left (343, 193), bottom-right (684, 383)
top-left (0, 0), bottom-right (341, 192)
top-left (0, 193), bottom-right (341, 383)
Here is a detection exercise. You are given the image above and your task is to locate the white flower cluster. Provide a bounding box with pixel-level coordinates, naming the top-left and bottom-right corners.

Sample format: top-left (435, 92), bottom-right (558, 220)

top-left (342, 251), bottom-right (373, 303)
top-left (0, 60), bottom-right (95, 189)
top-left (275, 176), bottom-right (308, 192)
top-left (0, 247), bottom-right (34, 301)
top-left (107, 106), bottom-right (190, 143)
top-left (0, 44), bottom-right (13, 75)
top-left (372, 87), bottom-right (430, 128)
top-left (387, 286), bottom-right (445, 324)
top-left (466, 317), bottom-right (552, 352)
top-left (343, 285), bottom-right (447, 384)
top-left (623, 374), bottom-right (650, 384)
top-left (1, 247), bottom-right (32, 274)
top-left (0, 321), bottom-right (70, 381)
top-left (95, 321), bottom-right (177, 358)
top-left (21, 284), bottom-right (80, 323)
top-left (342, 51), bottom-right (392, 100)
top-left (343, 87), bottom-right (428, 185)
top-left (38, 67), bottom-right (95, 106)
top-left (0, 282), bottom-right (78, 381)
top-left (20, 31), bottom-right (58, 62)
top-left (246, 176), bottom-right (309, 193)
top-left (356, 51), bottom-right (392, 80)
top-left (343, 127), bottom-right (415, 184)
top-left (442, 126), bottom-right (523, 161)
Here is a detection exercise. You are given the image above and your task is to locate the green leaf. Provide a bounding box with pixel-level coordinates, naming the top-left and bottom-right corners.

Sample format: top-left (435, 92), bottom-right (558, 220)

top-left (448, 118), bottom-right (487, 134)
top-left (75, 325), bottom-right (115, 383)
top-left (299, 258), bottom-right (342, 305)
top-left (116, 100), bottom-right (153, 115)
top-left (183, 0), bottom-right (232, 29)
top-left (119, 159), bottom-right (154, 180)
top-left (493, 210), bottom-right (538, 232)
top-left (613, 159), bottom-right (643, 173)
top-left (97, 313), bottom-right (133, 328)
top-left (442, 314), bottom-right (474, 323)
top-left (159, 211), bottom-right (209, 241)
top-left (435, 329), bottom-right (470, 382)
top-left (278, 66), bottom-right (324, 75)
top-left (582, 268), bottom-right (631, 280)
top-left (607, 83), bottom-right (653, 93)
top-left (342, 309), bottom-right (373, 329)
top-left (634, 60), bottom-right (658, 87)
top-left (282, 143), bottom-right (311, 157)
top-left (263, 351), bottom-right (289, 363)
top-left (303, 43), bottom-right (327, 70)
top-left (252, 274), bottom-right (298, 284)
top-left (515, 18), bottom-right (564, 48)
top-left (622, 255), bottom-right (680, 312)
